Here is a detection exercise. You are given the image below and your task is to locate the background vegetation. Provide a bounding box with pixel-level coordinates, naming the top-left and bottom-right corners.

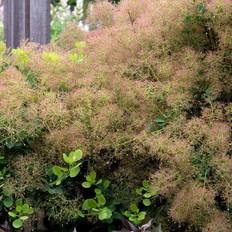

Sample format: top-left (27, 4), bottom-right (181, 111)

top-left (0, 0), bottom-right (231, 231)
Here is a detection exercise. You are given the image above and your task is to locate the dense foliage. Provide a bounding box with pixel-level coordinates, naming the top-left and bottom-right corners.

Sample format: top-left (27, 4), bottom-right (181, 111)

top-left (0, 0), bottom-right (231, 231)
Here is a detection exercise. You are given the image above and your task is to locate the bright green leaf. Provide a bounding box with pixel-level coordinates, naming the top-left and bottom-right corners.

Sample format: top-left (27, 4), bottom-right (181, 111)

top-left (16, 205), bottom-right (22, 213)
top-left (143, 199), bottom-right (151, 206)
top-left (69, 150), bottom-right (83, 163)
top-left (86, 171), bottom-right (96, 183)
top-left (12, 219), bottom-right (23, 229)
top-left (82, 199), bottom-right (98, 210)
top-left (8, 211), bottom-right (17, 218)
top-left (97, 194), bottom-right (106, 206)
top-left (15, 199), bottom-right (23, 206)
top-left (63, 153), bottom-right (71, 164)
top-left (21, 204), bottom-right (30, 213)
top-left (20, 216), bottom-right (29, 221)
top-left (98, 207), bottom-right (112, 220)
top-left (82, 182), bottom-right (91, 188)
top-left (143, 193), bottom-right (152, 198)
top-left (52, 166), bottom-right (63, 177)
top-left (69, 165), bottom-right (80, 178)
top-left (94, 188), bottom-right (102, 195)
top-left (136, 187), bottom-right (143, 195)
top-left (138, 211), bottom-right (146, 221)
top-left (142, 180), bottom-right (150, 189)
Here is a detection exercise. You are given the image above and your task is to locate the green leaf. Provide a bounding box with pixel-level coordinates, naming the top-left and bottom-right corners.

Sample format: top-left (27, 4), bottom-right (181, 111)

top-left (86, 171), bottom-right (96, 183)
top-left (102, 179), bottom-right (110, 189)
top-left (138, 211), bottom-right (146, 221)
top-left (123, 210), bottom-right (131, 217)
top-left (69, 165), bottom-right (80, 178)
top-left (143, 193), bottom-right (152, 198)
top-left (96, 179), bottom-right (103, 185)
top-left (21, 204), bottom-right (30, 213)
top-left (82, 199), bottom-right (98, 210)
top-left (69, 150), bottom-right (83, 163)
top-left (97, 194), bottom-right (106, 206)
top-left (94, 188), bottom-right (102, 195)
top-left (12, 219), bottom-right (23, 229)
top-left (130, 203), bottom-right (139, 213)
top-left (63, 153), bottom-right (71, 164)
top-left (136, 187), bottom-right (143, 195)
top-left (82, 182), bottom-right (91, 188)
top-left (15, 199), bottom-right (23, 207)
top-left (3, 196), bottom-right (13, 208)
top-left (52, 166), bottom-right (64, 177)
top-left (98, 207), bottom-right (112, 220)
top-left (143, 199), bottom-right (151, 206)
top-left (143, 180), bottom-right (150, 189)
top-left (55, 178), bottom-right (62, 186)
top-left (16, 205), bottom-right (22, 213)
top-left (8, 211), bottom-right (17, 218)
top-left (20, 216), bottom-right (29, 221)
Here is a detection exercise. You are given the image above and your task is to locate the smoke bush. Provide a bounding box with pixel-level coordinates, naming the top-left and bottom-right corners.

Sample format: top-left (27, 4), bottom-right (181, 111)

top-left (0, 0), bottom-right (231, 230)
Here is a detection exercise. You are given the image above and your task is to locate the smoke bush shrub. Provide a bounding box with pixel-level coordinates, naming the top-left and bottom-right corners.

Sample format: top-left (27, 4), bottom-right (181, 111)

top-left (0, 0), bottom-right (231, 231)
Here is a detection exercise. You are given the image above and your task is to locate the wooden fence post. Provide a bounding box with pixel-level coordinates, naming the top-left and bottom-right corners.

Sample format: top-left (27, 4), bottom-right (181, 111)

top-left (30, 0), bottom-right (51, 45)
top-left (3, 0), bottom-right (30, 48)
top-left (3, 0), bottom-right (50, 48)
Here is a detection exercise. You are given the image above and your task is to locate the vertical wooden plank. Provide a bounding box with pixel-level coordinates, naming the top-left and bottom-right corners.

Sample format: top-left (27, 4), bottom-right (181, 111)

top-left (3, 0), bottom-right (30, 48)
top-left (3, 0), bottom-right (12, 48)
top-left (20, 0), bottom-right (30, 40)
top-left (30, 0), bottom-right (51, 45)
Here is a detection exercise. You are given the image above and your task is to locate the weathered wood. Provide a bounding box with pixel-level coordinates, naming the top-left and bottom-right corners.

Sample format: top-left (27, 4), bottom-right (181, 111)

top-left (30, 0), bottom-right (51, 45)
top-left (3, 0), bottom-right (30, 48)
top-left (4, 0), bottom-right (50, 48)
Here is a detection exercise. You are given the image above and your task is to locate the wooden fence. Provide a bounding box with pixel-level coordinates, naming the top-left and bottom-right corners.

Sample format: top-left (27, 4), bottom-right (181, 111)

top-left (3, 0), bottom-right (51, 48)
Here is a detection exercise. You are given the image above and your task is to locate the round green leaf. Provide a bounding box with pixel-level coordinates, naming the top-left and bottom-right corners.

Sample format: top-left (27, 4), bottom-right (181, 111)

top-left (15, 199), bottom-right (23, 207)
top-left (82, 199), bottom-right (98, 210)
top-left (16, 205), bottom-right (22, 213)
top-left (21, 204), bottom-right (30, 213)
top-left (143, 199), bottom-right (151, 206)
top-left (130, 203), bottom-right (139, 213)
top-left (138, 211), bottom-right (146, 221)
top-left (69, 166), bottom-right (80, 178)
top-left (3, 196), bottom-right (13, 208)
top-left (82, 182), bottom-right (91, 188)
top-left (94, 188), bottom-right (102, 195)
top-left (143, 180), bottom-right (150, 189)
top-left (13, 219), bottom-right (23, 229)
top-left (98, 207), bottom-right (112, 220)
top-left (136, 187), bottom-right (143, 195)
top-left (123, 210), bottom-right (131, 217)
top-left (69, 150), bottom-right (83, 163)
top-left (52, 166), bottom-right (63, 177)
top-left (102, 179), bottom-right (110, 189)
top-left (86, 171), bottom-right (96, 183)
top-left (97, 194), bottom-right (106, 206)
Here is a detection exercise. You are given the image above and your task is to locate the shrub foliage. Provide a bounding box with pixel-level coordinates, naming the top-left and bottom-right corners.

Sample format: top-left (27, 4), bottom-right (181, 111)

top-left (0, 0), bottom-right (231, 231)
